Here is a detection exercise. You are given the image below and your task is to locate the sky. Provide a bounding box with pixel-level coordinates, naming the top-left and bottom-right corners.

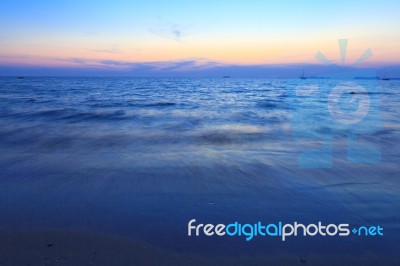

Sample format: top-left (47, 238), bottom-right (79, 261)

top-left (0, 0), bottom-right (400, 76)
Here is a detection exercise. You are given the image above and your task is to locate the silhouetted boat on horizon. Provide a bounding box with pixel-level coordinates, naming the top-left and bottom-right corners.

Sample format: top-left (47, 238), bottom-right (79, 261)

top-left (300, 70), bottom-right (306, 79)
top-left (382, 73), bottom-right (390, 80)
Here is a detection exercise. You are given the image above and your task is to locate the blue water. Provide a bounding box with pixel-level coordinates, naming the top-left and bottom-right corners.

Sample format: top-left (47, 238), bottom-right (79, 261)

top-left (0, 77), bottom-right (399, 264)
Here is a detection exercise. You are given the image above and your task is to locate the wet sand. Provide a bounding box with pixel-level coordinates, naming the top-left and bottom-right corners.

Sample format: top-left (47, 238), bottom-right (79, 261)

top-left (0, 229), bottom-right (398, 266)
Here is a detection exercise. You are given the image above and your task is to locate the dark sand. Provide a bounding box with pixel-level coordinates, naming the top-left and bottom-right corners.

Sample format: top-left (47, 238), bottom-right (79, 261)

top-left (0, 230), bottom-right (397, 266)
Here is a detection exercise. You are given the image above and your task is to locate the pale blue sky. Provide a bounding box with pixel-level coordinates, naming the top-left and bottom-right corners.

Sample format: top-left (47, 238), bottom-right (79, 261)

top-left (0, 0), bottom-right (399, 75)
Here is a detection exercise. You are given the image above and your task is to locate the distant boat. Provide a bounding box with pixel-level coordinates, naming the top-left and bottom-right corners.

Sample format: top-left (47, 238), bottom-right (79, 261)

top-left (382, 73), bottom-right (390, 80)
top-left (17, 76), bottom-right (25, 79)
top-left (300, 70), bottom-right (306, 79)
top-left (222, 75), bottom-right (231, 78)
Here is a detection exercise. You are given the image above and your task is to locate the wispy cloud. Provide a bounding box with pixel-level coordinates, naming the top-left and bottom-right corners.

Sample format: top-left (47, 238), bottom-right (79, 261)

top-left (149, 22), bottom-right (191, 42)
top-left (0, 54), bottom-right (33, 60)
top-left (135, 58), bottom-right (221, 71)
top-left (89, 45), bottom-right (122, 54)
top-left (84, 31), bottom-right (98, 36)
top-left (57, 56), bottom-right (221, 70)
top-left (2, 53), bottom-right (400, 78)
top-left (67, 58), bottom-right (88, 64)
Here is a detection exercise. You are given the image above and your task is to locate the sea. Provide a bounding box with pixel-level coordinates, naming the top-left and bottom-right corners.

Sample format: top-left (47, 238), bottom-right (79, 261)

top-left (0, 77), bottom-right (399, 264)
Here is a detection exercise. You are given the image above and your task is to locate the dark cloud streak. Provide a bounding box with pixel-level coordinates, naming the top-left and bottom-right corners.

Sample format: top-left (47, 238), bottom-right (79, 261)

top-left (1, 56), bottom-right (399, 78)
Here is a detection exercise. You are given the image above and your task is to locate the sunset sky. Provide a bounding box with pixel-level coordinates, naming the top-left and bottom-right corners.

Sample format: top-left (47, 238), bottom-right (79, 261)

top-left (1, 0), bottom-right (400, 76)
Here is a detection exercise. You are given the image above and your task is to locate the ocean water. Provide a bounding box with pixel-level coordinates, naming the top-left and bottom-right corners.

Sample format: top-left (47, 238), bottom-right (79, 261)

top-left (0, 77), bottom-right (399, 264)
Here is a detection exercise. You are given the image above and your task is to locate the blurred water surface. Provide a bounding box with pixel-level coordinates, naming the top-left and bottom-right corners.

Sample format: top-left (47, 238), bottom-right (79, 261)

top-left (0, 77), bottom-right (399, 264)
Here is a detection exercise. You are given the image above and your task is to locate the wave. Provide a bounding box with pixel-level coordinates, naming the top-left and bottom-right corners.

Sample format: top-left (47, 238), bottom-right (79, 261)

top-left (138, 102), bottom-right (176, 107)
top-left (257, 100), bottom-right (281, 108)
top-left (11, 108), bottom-right (135, 122)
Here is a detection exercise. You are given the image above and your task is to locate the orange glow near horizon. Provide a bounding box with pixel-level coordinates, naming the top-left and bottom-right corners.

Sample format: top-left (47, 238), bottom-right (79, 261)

top-left (2, 39), bottom-right (399, 69)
